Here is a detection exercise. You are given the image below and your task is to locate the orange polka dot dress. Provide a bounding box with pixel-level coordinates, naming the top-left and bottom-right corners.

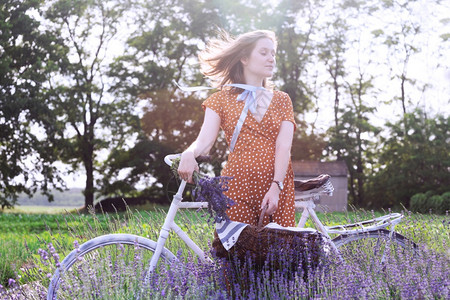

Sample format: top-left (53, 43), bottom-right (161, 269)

top-left (202, 89), bottom-right (297, 227)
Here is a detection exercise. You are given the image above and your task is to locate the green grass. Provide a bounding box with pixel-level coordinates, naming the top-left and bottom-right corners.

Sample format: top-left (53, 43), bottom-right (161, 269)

top-left (0, 206), bottom-right (448, 289)
top-left (2, 205), bottom-right (80, 214)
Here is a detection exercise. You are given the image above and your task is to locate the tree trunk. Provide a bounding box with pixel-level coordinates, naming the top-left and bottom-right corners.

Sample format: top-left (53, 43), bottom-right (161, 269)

top-left (331, 60), bottom-right (341, 160)
top-left (84, 157), bottom-right (94, 210)
top-left (348, 170), bottom-right (356, 206)
top-left (82, 130), bottom-right (95, 210)
top-left (356, 140), bottom-right (364, 207)
top-left (400, 74), bottom-right (406, 115)
top-left (356, 82), bottom-right (364, 207)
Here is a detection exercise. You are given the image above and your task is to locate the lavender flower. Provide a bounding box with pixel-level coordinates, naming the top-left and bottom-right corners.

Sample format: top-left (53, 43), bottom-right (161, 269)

top-left (7, 278), bottom-right (16, 287)
top-left (193, 175), bottom-right (235, 223)
top-left (4, 201), bottom-right (448, 299)
top-left (38, 248), bottom-right (49, 266)
top-left (170, 156), bottom-right (235, 222)
top-left (74, 240), bottom-right (80, 251)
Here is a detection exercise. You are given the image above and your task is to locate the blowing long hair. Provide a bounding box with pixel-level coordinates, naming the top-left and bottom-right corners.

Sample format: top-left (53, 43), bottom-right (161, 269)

top-left (198, 30), bottom-right (277, 93)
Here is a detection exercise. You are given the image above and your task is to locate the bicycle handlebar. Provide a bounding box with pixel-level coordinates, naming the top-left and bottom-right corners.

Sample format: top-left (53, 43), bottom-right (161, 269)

top-left (164, 154), bottom-right (211, 167)
top-left (164, 154), bottom-right (181, 166)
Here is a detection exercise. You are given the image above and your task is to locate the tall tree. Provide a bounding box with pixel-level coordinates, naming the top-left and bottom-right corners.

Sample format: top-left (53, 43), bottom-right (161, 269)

top-left (270, 0), bottom-right (327, 160)
top-left (270, 0), bottom-right (319, 113)
top-left (326, 68), bottom-right (380, 207)
top-left (320, 1), bottom-right (382, 206)
top-left (317, 15), bottom-right (349, 160)
top-left (103, 0), bottom-right (227, 200)
top-left (366, 110), bottom-right (449, 208)
top-left (375, 0), bottom-right (421, 117)
top-left (43, 0), bottom-right (134, 209)
top-left (338, 74), bottom-right (379, 207)
top-left (105, 0), bottom-right (331, 197)
top-left (0, 0), bottom-right (66, 208)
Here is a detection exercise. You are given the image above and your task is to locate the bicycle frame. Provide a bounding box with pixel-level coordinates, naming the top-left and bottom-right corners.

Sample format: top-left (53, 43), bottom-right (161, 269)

top-left (148, 179), bottom-right (212, 274)
top-left (296, 195), bottom-right (403, 235)
top-left (48, 154), bottom-right (413, 299)
top-left (147, 154), bottom-right (405, 275)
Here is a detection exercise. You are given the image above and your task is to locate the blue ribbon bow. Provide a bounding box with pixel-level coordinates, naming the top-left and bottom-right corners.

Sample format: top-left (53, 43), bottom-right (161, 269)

top-left (229, 83), bottom-right (266, 114)
top-left (173, 80), bottom-right (267, 152)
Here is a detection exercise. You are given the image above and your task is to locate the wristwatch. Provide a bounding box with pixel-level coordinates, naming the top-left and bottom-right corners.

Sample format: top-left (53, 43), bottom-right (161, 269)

top-left (272, 180), bottom-right (284, 191)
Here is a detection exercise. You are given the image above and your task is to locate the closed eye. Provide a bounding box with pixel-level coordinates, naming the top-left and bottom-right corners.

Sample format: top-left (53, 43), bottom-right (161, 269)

top-left (260, 50), bottom-right (276, 57)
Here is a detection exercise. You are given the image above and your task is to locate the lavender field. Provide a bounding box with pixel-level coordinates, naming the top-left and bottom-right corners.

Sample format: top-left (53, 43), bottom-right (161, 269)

top-left (1, 208), bottom-right (449, 299)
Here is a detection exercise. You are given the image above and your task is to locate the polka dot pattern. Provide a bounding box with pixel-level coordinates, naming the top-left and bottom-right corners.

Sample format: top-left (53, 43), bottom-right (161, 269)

top-left (202, 90), bottom-right (297, 227)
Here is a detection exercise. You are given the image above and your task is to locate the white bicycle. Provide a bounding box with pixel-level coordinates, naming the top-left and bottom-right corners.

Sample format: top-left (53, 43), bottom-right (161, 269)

top-left (47, 154), bottom-right (417, 299)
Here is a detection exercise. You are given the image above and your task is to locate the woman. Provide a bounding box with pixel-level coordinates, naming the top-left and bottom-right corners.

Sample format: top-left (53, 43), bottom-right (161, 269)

top-left (178, 30), bottom-right (296, 227)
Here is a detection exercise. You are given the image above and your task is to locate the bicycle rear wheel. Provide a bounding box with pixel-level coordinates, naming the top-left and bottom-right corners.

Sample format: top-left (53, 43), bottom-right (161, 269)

top-left (47, 234), bottom-right (176, 300)
top-left (332, 229), bottom-right (417, 270)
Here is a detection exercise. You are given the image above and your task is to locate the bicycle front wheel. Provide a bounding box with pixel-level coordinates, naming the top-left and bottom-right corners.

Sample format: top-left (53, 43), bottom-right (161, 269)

top-left (332, 229), bottom-right (417, 270)
top-left (47, 233), bottom-right (177, 300)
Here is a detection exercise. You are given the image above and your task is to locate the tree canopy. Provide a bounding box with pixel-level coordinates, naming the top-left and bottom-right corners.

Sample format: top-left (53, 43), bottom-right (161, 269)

top-left (1, 0), bottom-right (449, 210)
top-left (366, 110), bottom-right (449, 209)
top-left (0, 0), bottom-right (67, 208)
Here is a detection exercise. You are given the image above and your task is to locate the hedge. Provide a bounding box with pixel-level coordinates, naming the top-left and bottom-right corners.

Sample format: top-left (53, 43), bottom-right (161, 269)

top-left (410, 191), bottom-right (450, 214)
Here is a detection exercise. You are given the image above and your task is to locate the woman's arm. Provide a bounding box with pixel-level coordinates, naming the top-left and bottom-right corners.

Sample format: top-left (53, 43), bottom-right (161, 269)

top-left (177, 108), bottom-right (221, 183)
top-left (261, 120), bottom-right (294, 215)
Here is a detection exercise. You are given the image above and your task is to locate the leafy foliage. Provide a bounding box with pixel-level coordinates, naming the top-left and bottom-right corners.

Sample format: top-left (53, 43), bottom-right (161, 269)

top-left (409, 191), bottom-right (450, 215)
top-left (1, 0), bottom-right (449, 211)
top-left (0, 0), bottom-right (67, 208)
top-left (366, 110), bottom-right (450, 208)
top-left (104, 0), bottom-right (229, 195)
top-left (326, 77), bottom-right (380, 207)
top-left (42, 0), bottom-right (137, 209)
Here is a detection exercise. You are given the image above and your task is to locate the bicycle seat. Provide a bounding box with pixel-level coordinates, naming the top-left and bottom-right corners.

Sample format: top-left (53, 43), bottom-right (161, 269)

top-left (294, 174), bottom-right (330, 191)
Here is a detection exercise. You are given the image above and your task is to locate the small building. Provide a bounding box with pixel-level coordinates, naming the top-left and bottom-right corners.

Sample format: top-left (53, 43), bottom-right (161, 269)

top-left (292, 160), bottom-right (348, 212)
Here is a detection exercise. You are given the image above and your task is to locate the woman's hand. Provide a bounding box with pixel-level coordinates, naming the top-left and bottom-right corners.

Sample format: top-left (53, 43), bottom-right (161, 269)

top-left (261, 183), bottom-right (281, 216)
top-left (177, 151), bottom-right (199, 184)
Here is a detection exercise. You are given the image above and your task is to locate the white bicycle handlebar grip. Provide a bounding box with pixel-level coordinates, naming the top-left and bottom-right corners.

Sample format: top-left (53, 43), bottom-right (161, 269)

top-left (164, 154), bottom-right (181, 166)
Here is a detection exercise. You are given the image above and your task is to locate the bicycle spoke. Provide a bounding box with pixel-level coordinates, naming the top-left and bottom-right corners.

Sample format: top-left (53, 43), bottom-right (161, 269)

top-left (48, 234), bottom-right (176, 299)
top-left (55, 244), bottom-right (145, 298)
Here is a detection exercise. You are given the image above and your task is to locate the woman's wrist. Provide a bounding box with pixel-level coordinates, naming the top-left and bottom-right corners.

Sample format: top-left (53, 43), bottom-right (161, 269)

top-left (181, 150), bottom-right (195, 159)
top-left (270, 182), bottom-right (282, 194)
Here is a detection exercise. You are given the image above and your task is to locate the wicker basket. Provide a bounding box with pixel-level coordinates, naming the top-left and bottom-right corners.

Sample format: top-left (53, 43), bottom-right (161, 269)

top-left (212, 207), bottom-right (328, 270)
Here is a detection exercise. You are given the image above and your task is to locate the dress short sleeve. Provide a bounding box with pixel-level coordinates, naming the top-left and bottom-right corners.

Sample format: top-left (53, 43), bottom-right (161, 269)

top-left (201, 91), bottom-right (223, 119)
top-left (279, 92), bottom-right (297, 131)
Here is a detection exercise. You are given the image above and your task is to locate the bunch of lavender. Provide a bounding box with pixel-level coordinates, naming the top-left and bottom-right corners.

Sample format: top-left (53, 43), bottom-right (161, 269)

top-left (193, 175), bottom-right (235, 223)
top-left (170, 157), bottom-right (235, 222)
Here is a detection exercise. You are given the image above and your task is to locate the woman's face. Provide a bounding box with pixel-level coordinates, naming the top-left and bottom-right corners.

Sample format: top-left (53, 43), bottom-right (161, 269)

top-left (241, 38), bottom-right (276, 84)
